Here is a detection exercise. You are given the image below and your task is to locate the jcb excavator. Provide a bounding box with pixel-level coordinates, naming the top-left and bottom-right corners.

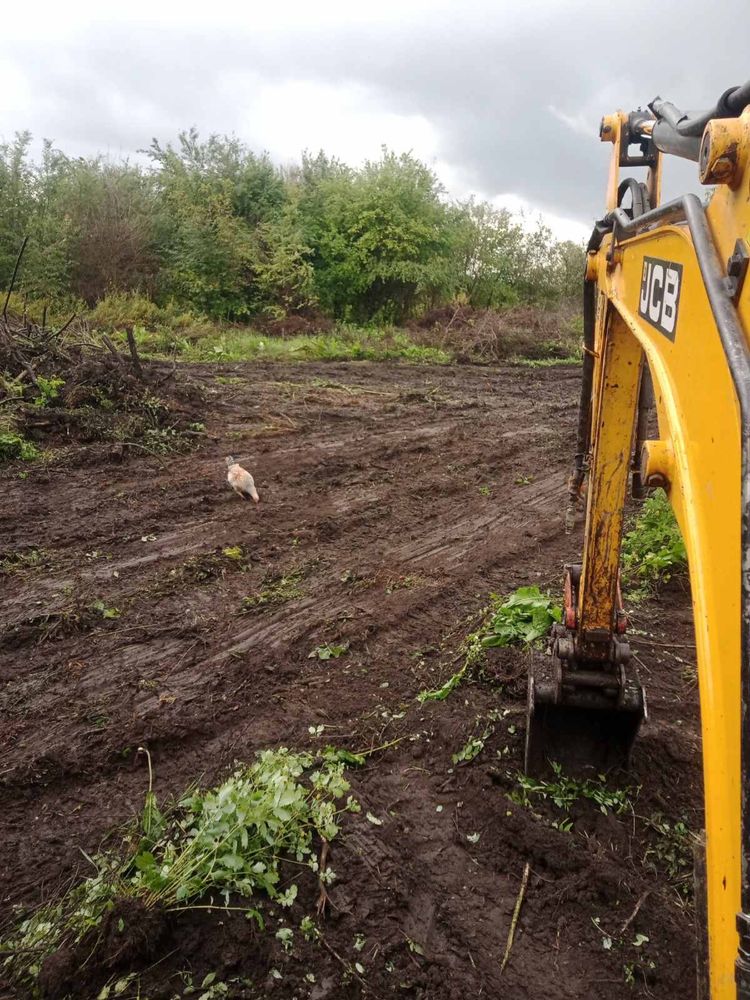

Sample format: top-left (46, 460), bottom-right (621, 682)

top-left (523, 81), bottom-right (750, 999)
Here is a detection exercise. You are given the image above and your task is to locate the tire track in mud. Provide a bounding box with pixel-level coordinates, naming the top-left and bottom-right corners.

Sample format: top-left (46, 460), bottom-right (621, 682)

top-left (0, 361), bottom-right (574, 855)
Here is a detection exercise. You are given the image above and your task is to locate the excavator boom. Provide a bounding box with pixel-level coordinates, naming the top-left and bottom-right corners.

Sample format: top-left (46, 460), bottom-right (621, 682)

top-left (525, 83), bottom-right (750, 999)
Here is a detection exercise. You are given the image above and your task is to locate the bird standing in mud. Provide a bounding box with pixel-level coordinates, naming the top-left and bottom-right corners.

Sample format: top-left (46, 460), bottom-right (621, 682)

top-left (225, 456), bottom-right (260, 503)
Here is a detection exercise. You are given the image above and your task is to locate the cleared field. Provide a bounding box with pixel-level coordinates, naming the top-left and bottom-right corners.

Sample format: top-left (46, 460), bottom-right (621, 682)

top-left (0, 361), bottom-right (698, 999)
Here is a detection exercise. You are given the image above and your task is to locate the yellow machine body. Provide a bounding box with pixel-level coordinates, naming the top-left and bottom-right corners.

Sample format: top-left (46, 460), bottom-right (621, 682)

top-left (569, 107), bottom-right (750, 996)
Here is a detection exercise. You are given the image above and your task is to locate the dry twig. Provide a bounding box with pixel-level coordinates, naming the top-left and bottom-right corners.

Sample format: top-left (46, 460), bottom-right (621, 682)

top-left (316, 838), bottom-right (331, 916)
top-left (619, 887), bottom-right (651, 936)
top-left (500, 861), bottom-right (531, 974)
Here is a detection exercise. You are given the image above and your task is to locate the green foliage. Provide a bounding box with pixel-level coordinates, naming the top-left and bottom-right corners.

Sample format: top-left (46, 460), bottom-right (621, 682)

top-left (147, 130), bottom-right (311, 319)
top-left (32, 376), bottom-right (64, 407)
top-left (321, 746), bottom-right (366, 768)
top-left (308, 641), bottom-right (349, 660)
top-left (0, 135), bottom-right (157, 304)
top-left (177, 325), bottom-right (451, 365)
top-left (418, 665), bottom-right (467, 702)
top-left (298, 149), bottom-right (454, 322)
top-left (1, 748), bottom-right (357, 992)
top-left (452, 725), bottom-right (493, 765)
top-left (511, 762), bottom-right (635, 830)
top-left (481, 586), bottom-right (561, 648)
top-left (0, 131), bottom-right (581, 325)
top-left (510, 354), bottom-right (582, 367)
top-left (0, 431), bottom-right (40, 462)
top-left (446, 199), bottom-right (582, 308)
top-left (643, 813), bottom-right (694, 896)
top-left (88, 291), bottom-right (200, 332)
top-left (622, 489), bottom-right (687, 588)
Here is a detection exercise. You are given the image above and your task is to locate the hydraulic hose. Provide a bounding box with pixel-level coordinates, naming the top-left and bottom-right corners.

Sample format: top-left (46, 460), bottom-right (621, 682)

top-left (577, 280), bottom-right (596, 468)
top-left (648, 79), bottom-right (750, 159)
top-left (650, 121), bottom-right (702, 162)
top-left (565, 277), bottom-right (596, 533)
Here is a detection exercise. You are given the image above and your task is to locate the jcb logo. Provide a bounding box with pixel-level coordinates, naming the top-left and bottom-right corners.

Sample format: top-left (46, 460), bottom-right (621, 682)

top-left (638, 256), bottom-right (682, 340)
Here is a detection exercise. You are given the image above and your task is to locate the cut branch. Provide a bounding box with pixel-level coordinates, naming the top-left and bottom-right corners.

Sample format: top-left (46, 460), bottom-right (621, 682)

top-left (125, 327), bottom-right (144, 380)
top-left (3, 236), bottom-right (29, 322)
top-left (500, 861), bottom-right (531, 974)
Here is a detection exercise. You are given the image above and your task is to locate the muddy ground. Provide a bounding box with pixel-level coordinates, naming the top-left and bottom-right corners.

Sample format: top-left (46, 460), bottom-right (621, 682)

top-left (0, 361), bottom-right (700, 999)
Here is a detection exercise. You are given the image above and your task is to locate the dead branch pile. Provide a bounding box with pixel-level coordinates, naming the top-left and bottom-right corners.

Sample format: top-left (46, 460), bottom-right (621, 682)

top-left (407, 303), bottom-right (581, 362)
top-left (0, 239), bottom-right (204, 456)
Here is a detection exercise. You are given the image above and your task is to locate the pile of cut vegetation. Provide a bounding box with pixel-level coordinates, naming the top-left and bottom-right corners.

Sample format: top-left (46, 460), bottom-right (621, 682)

top-left (0, 289), bottom-right (204, 464)
top-left (408, 303), bottom-right (582, 363)
top-left (1, 748), bottom-right (358, 999)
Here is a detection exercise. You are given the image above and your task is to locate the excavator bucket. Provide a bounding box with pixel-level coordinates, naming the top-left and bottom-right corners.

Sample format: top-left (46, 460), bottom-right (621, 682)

top-left (523, 565), bottom-right (646, 778)
top-left (524, 652), bottom-right (646, 777)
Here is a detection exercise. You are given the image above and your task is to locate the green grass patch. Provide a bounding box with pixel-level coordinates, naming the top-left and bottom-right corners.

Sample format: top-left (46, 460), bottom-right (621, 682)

top-left (508, 354), bottom-right (582, 367)
top-left (154, 325), bottom-right (452, 365)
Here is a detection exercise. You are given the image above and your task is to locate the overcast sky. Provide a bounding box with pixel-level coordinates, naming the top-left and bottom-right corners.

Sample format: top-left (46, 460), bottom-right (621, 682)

top-left (1, 0), bottom-right (747, 241)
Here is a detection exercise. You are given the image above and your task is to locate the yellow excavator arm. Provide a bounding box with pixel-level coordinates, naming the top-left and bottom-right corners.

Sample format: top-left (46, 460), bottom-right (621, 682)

top-left (525, 82), bottom-right (750, 999)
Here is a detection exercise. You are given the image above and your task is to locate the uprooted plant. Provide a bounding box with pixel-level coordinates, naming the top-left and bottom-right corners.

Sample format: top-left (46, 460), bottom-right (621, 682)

top-left (509, 761), bottom-right (636, 831)
top-left (1, 748), bottom-right (359, 993)
top-left (417, 586), bottom-right (562, 704)
top-left (481, 586), bottom-right (562, 648)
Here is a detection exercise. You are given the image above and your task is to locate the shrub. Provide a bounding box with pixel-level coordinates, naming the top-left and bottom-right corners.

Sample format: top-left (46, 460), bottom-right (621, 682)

top-left (1, 130), bottom-right (583, 324)
top-left (0, 431), bottom-right (40, 462)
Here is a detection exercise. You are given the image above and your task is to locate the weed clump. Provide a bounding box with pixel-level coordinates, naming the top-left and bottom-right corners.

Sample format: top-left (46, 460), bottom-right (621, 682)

top-left (242, 569), bottom-right (304, 610)
top-left (510, 762), bottom-right (635, 831)
top-left (0, 430), bottom-right (40, 462)
top-left (622, 488), bottom-right (687, 591)
top-left (643, 812), bottom-right (694, 898)
top-left (481, 586), bottom-right (561, 648)
top-left (1, 748), bottom-right (358, 994)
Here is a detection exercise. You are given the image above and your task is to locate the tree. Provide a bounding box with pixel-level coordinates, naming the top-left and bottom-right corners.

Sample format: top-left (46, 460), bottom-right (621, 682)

top-left (297, 148), bottom-right (454, 322)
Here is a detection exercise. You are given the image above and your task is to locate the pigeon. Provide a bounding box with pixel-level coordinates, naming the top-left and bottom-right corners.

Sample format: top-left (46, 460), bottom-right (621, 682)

top-left (225, 456), bottom-right (260, 503)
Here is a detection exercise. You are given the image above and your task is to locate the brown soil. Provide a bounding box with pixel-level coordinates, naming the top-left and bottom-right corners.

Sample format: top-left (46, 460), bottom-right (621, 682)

top-left (0, 360), bottom-right (700, 999)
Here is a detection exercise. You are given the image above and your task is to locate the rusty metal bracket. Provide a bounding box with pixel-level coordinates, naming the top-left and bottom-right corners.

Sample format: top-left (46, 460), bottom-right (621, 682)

top-left (727, 239), bottom-right (750, 305)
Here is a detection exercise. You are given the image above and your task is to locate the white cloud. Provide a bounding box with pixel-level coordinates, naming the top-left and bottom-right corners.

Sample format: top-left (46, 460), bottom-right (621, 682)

top-left (490, 194), bottom-right (589, 244)
top-left (225, 76), bottom-right (441, 166)
top-left (548, 105), bottom-right (593, 140)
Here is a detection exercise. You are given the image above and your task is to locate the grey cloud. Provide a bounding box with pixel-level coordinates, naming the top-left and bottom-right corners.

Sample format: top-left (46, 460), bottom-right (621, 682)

top-left (4, 0), bottom-right (748, 227)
